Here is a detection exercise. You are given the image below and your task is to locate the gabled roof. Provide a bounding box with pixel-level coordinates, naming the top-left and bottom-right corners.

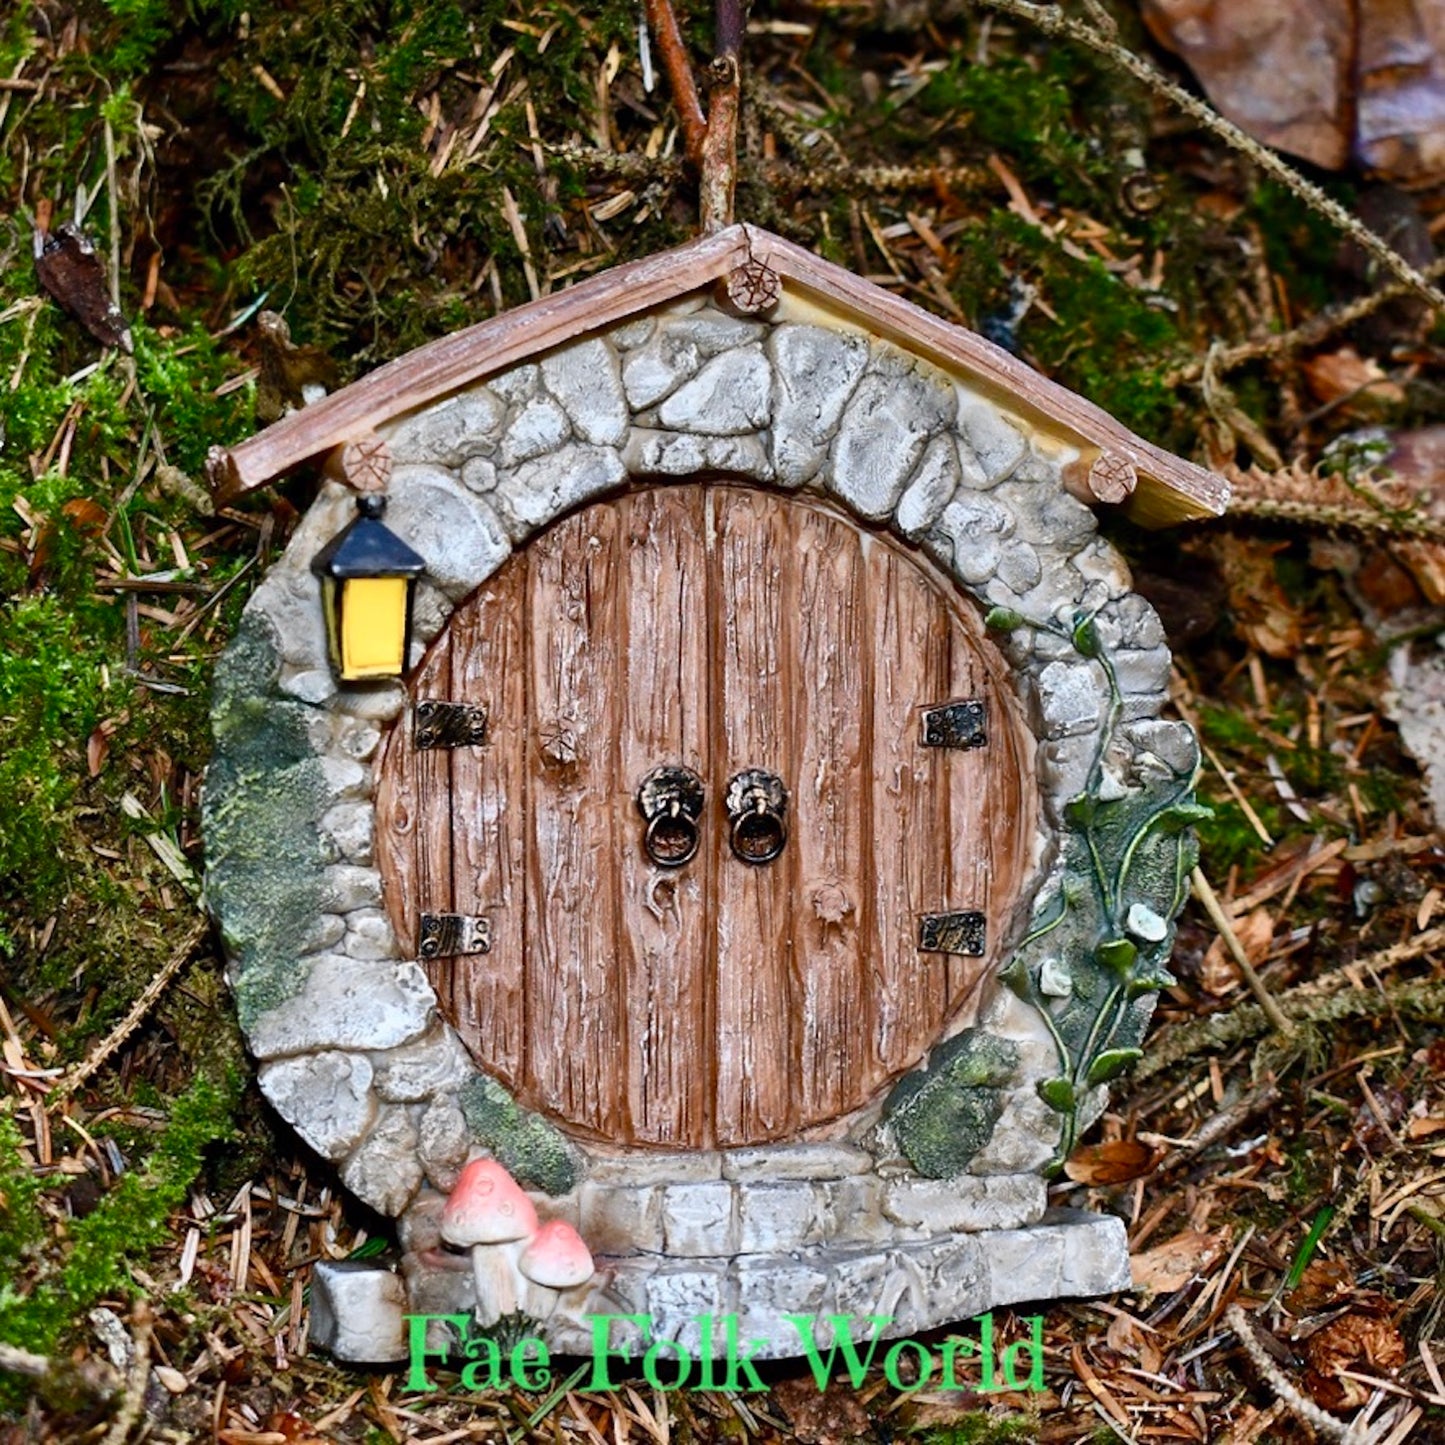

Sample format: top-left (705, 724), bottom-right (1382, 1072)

top-left (209, 223), bottom-right (1228, 526)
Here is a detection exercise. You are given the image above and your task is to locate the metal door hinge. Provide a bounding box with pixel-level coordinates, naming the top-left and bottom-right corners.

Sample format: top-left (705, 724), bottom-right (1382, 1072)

top-left (918, 911), bottom-right (986, 956)
top-left (415, 700), bottom-right (488, 749)
top-left (419, 912), bottom-right (491, 959)
top-left (921, 701), bottom-right (986, 749)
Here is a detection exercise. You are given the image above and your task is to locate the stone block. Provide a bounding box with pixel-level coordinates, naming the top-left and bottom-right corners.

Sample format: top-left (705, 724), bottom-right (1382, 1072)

top-left (721, 1143), bottom-right (872, 1182)
top-left (622, 331), bottom-right (704, 410)
top-left (996, 540), bottom-right (1042, 594)
top-left (309, 1261), bottom-right (410, 1363)
top-left (488, 363), bottom-right (540, 404)
top-left (645, 1269), bottom-right (731, 1356)
top-left (321, 802), bottom-right (373, 865)
top-left (955, 390), bottom-right (1027, 481)
top-left (542, 337), bottom-right (629, 446)
top-left (260, 1051), bottom-right (375, 1160)
top-left (371, 1024), bottom-right (474, 1101)
top-left (894, 435), bottom-right (961, 538)
top-left (334, 682), bottom-right (406, 723)
top-left (661, 1182), bottom-right (737, 1257)
top-left (732, 1259), bottom-right (829, 1349)
top-left (930, 495), bottom-right (1012, 586)
top-left (499, 396), bottom-right (571, 466)
top-left (1122, 719), bottom-right (1199, 780)
top-left (819, 1176), bottom-right (888, 1245)
top-left (826, 1248), bottom-right (908, 1320)
top-left (341, 1103), bottom-right (424, 1216)
top-left (1036, 660), bottom-right (1107, 739)
top-left (247, 956), bottom-right (435, 1060)
top-left (416, 1098), bottom-right (471, 1191)
top-left (588, 1151), bottom-right (723, 1185)
top-left (299, 913), bottom-right (345, 953)
top-left (384, 466), bottom-right (511, 602)
top-left (496, 443), bottom-right (628, 538)
top-left (580, 1182), bottom-right (665, 1255)
top-left (1112, 647), bottom-right (1172, 697)
top-left (768, 323), bottom-right (870, 486)
top-left (965, 1088), bottom-right (1061, 1175)
top-left (319, 863), bottom-right (382, 914)
top-left (341, 908), bottom-right (394, 960)
top-left (385, 388), bottom-right (506, 466)
top-left (881, 1175), bottom-right (1046, 1233)
top-left (889, 1235), bottom-right (987, 1333)
top-left (623, 429), bottom-right (771, 480)
top-left (735, 1183), bottom-right (827, 1253)
top-left (657, 348), bottom-right (772, 435)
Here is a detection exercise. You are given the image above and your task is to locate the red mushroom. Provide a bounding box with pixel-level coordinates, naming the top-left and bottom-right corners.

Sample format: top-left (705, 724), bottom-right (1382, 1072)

top-left (516, 1220), bottom-right (594, 1321)
top-left (440, 1158), bottom-right (539, 1325)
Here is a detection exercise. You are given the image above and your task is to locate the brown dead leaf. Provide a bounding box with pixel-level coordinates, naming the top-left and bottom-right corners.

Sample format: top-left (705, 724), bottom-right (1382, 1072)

top-left (1064, 1138), bottom-right (1159, 1185)
top-left (1130, 1227), bottom-right (1231, 1295)
top-left (1285, 1258), bottom-right (1355, 1313)
top-left (33, 221), bottom-right (133, 352)
top-left (1143, 0), bottom-right (1445, 183)
top-left (1200, 906), bottom-right (1274, 995)
top-left (1211, 536), bottom-right (1302, 658)
top-left (1406, 1114), bottom-right (1445, 1138)
top-left (1301, 346), bottom-right (1405, 416)
top-left (1302, 1307), bottom-right (1407, 1410)
top-left (86, 724), bottom-right (110, 778)
top-left (60, 498), bottom-right (107, 536)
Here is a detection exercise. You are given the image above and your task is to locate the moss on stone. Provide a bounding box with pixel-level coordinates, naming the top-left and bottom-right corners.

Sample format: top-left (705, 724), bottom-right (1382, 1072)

top-left (202, 614), bottom-right (331, 1030)
top-left (884, 1030), bottom-right (1021, 1180)
top-left (458, 1074), bottom-right (579, 1196)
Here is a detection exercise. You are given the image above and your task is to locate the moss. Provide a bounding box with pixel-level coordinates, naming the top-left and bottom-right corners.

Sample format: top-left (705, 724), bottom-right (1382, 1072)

top-left (908, 1416), bottom-right (1036, 1445)
top-left (202, 614), bottom-right (331, 1028)
top-left (458, 1074), bottom-right (579, 1196)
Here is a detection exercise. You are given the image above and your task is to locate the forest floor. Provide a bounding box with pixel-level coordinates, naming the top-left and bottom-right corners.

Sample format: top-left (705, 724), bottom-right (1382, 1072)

top-left (3, 0), bottom-right (1445, 1441)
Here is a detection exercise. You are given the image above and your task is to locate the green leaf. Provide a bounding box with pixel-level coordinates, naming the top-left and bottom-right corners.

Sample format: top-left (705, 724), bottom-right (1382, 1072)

top-left (1071, 610), bottom-right (1100, 657)
top-left (1095, 936), bottom-right (1137, 974)
top-left (998, 953), bottom-right (1033, 999)
top-left (1086, 1047), bottom-right (1143, 1085)
top-left (1064, 793), bottom-right (1098, 828)
top-left (1127, 967), bottom-right (1176, 999)
top-left (985, 606), bottom-right (1025, 632)
top-left (1151, 802), bottom-right (1215, 835)
top-left (1037, 1077), bottom-right (1076, 1113)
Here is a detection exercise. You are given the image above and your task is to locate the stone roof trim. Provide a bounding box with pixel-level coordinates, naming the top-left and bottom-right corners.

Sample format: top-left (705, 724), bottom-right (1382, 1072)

top-left (210, 224), bottom-right (1227, 527)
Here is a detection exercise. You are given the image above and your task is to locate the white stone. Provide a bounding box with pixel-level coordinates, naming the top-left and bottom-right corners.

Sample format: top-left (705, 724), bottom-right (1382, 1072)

top-left (732, 1259), bottom-right (829, 1340)
top-left (955, 389), bottom-right (1027, 480)
top-left (768, 324), bottom-right (870, 486)
top-left (1127, 903), bottom-right (1169, 943)
top-left (587, 1151), bottom-right (723, 1186)
top-left (417, 1098), bottom-right (471, 1191)
top-left (409, 580), bottom-right (452, 646)
top-left (383, 465), bottom-right (511, 602)
top-left (341, 1104), bottom-right (424, 1215)
top-left (656, 348), bottom-right (773, 435)
top-left (343, 908), bottom-right (396, 959)
top-left (580, 1182), bottom-right (666, 1254)
top-left (335, 682), bottom-right (406, 723)
top-left (542, 337), bottom-right (628, 446)
top-left (1098, 593), bottom-right (1167, 651)
top-left (622, 332), bottom-right (703, 410)
top-left (660, 1182), bottom-right (736, 1257)
top-left (280, 667), bottom-right (335, 705)
top-left (309, 1262), bottom-right (410, 1363)
top-left (460, 454), bottom-right (497, 495)
top-left (1123, 719), bottom-right (1198, 777)
top-left (487, 363), bottom-right (540, 404)
top-left (721, 1143), bottom-right (872, 1182)
top-left (829, 351), bottom-right (955, 520)
top-left (1113, 647), bottom-right (1172, 696)
top-left (610, 316), bottom-right (654, 349)
top-left (299, 913), bottom-right (346, 953)
top-left (623, 429), bottom-right (771, 480)
top-left (248, 570), bottom-right (330, 681)
top-left (663, 312), bottom-right (765, 353)
top-left (644, 1269), bottom-right (731, 1356)
top-left (385, 388), bottom-right (506, 466)
top-left (881, 1175), bottom-right (1046, 1233)
top-left (259, 1051), bottom-right (375, 1159)
top-left (247, 957), bottom-right (435, 1059)
top-left (827, 1248), bottom-right (909, 1319)
top-left (819, 1176), bottom-right (888, 1244)
top-left (988, 1212), bottom-right (1130, 1303)
top-left (1038, 735), bottom-right (1095, 804)
top-left (1038, 958), bottom-right (1072, 998)
top-left (496, 443), bottom-right (628, 538)
top-left (499, 396), bottom-right (571, 466)
top-left (996, 540), bottom-right (1042, 593)
top-left (998, 477), bottom-right (1097, 550)
top-left (321, 802), bottom-right (374, 865)
top-left (894, 435), bottom-right (961, 537)
top-left (931, 495), bottom-right (1013, 586)
top-left (1037, 660), bottom-right (1107, 739)
top-left (371, 1025), bottom-right (474, 1101)
top-left (735, 1183), bottom-right (827, 1253)
top-left (319, 863), bottom-right (382, 913)
top-left (328, 713), bottom-right (380, 763)
top-left (318, 756), bottom-right (369, 803)
top-left (966, 1087), bottom-right (1061, 1174)
top-left (1071, 537), bottom-right (1133, 596)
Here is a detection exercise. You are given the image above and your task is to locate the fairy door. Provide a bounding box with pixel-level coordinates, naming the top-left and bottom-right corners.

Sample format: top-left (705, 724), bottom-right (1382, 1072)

top-left (375, 483), bottom-right (1035, 1149)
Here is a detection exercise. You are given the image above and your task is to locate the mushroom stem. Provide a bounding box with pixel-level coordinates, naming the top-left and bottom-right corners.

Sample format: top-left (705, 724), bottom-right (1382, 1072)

top-left (470, 1243), bottom-right (517, 1327)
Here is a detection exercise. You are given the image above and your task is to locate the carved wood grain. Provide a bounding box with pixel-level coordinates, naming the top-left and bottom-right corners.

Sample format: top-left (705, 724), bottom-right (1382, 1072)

top-left (374, 482), bottom-right (1040, 1150)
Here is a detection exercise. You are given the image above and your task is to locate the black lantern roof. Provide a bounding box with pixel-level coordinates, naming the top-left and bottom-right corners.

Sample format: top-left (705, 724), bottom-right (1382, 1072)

top-left (311, 495), bottom-right (426, 580)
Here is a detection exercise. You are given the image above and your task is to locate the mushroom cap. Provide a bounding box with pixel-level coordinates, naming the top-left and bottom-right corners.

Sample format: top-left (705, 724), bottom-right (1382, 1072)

top-left (518, 1220), bottom-right (594, 1290)
top-left (440, 1158), bottom-right (539, 1246)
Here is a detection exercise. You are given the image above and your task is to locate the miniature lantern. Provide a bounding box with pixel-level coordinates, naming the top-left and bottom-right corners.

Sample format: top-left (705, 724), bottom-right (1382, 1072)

top-left (311, 494), bottom-right (425, 682)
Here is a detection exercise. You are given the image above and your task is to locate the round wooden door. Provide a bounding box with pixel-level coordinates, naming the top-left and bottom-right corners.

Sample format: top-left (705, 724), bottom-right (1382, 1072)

top-left (376, 484), bottom-right (1035, 1149)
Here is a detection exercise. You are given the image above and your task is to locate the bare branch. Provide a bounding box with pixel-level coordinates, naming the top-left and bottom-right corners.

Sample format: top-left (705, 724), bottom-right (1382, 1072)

top-left (643, 0), bottom-right (707, 168)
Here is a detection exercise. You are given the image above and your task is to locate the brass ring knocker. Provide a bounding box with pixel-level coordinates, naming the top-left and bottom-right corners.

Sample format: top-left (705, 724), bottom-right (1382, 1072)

top-left (637, 766), bottom-right (705, 867)
top-left (726, 769), bottom-right (788, 865)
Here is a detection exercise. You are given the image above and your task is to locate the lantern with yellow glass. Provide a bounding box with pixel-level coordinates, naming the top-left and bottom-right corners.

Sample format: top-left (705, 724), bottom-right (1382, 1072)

top-left (312, 495), bottom-right (426, 682)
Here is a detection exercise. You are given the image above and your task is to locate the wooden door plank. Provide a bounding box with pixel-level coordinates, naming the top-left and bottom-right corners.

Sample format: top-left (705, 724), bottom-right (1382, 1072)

top-left (524, 507), bottom-right (624, 1139)
top-left (789, 506), bottom-right (868, 1124)
top-left (446, 562), bottom-right (530, 1089)
top-left (711, 487), bottom-right (798, 1146)
top-left (616, 487), bottom-right (712, 1147)
top-left (410, 629), bottom-right (456, 972)
top-left (864, 543), bottom-right (953, 1078)
top-left (375, 707), bottom-right (422, 959)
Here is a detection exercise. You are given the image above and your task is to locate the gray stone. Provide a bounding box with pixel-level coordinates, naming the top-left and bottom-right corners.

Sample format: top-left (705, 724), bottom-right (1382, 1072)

top-left (542, 337), bottom-right (628, 446)
top-left (259, 1051), bottom-right (375, 1159)
top-left (830, 351), bottom-right (955, 520)
top-left (487, 363), bottom-right (540, 405)
top-left (622, 332), bottom-right (705, 410)
top-left (623, 429), bottom-right (771, 480)
top-left (341, 909), bottom-right (397, 960)
top-left (334, 682), bottom-right (406, 723)
top-left (588, 1151), bottom-right (723, 1186)
top-left (318, 757), bottom-right (369, 803)
top-left (610, 316), bottom-right (654, 349)
top-left (299, 913), bottom-right (346, 953)
top-left (1038, 735), bottom-right (1096, 804)
top-left (321, 802), bottom-right (373, 865)
top-left (248, 570), bottom-right (331, 683)
top-left (966, 1087), bottom-right (1061, 1174)
top-left (280, 667), bottom-right (335, 706)
top-left (721, 1143), bottom-right (872, 1182)
top-left (247, 957), bottom-right (435, 1060)
top-left (319, 863), bottom-right (382, 913)
top-left (341, 1104), bottom-right (424, 1215)
top-left (661, 1182), bottom-right (736, 1257)
top-left (819, 1176), bottom-right (887, 1244)
top-left (385, 389), bottom-right (506, 466)
top-left (996, 540), bottom-right (1042, 594)
top-left (580, 1182), bottom-right (665, 1255)
top-left (384, 466), bottom-right (511, 602)
top-left (768, 324), bottom-right (870, 486)
top-left (309, 1261), bottom-right (409, 1363)
top-left (329, 714), bottom-right (381, 764)
top-left (827, 1248), bottom-right (907, 1319)
top-left (894, 435), bottom-right (961, 537)
top-left (1113, 647), bottom-right (1172, 697)
top-left (664, 312), bottom-right (765, 353)
top-left (881, 1175), bottom-right (1045, 1233)
top-left (372, 1025), bottom-right (474, 1101)
top-left (735, 1183), bottom-right (827, 1253)
top-left (500, 396), bottom-right (571, 466)
top-left (644, 1269), bottom-right (730, 1356)
top-left (996, 477), bottom-right (1095, 550)
top-left (1071, 537), bottom-right (1133, 596)
top-left (1098, 593), bottom-right (1167, 651)
top-left (409, 580), bottom-right (452, 646)
top-left (417, 1098), bottom-right (471, 1191)
top-left (495, 443), bottom-right (628, 538)
top-left (398, 1191), bottom-right (445, 1255)
top-left (460, 454), bottom-right (497, 495)
top-left (1123, 719), bottom-right (1199, 779)
top-left (400, 1250), bottom-right (477, 1330)
top-left (956, 390), bottom-right (1027, 480)
top-left (929, 495), bottom-right (1013, 586)
top-left (890, 1235), bottom-right (988, 1333)
top-left (988, 1212), bottom-right (1130, 1304)
top-left (1121, 691), bottom-right (1170, 723)
top-left (732, 1259), bottom-right (829, 1341)
top-left (1036, 660), bottom-right (1107, 739)
top-left (657, 348), bottom-right (772, 435)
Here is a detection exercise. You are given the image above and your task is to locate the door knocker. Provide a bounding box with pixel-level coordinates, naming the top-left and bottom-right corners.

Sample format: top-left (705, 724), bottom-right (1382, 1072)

top-left (637, 766), bottom-right (705, 867)
top-left (727, 769), bottom-right (788, 865)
